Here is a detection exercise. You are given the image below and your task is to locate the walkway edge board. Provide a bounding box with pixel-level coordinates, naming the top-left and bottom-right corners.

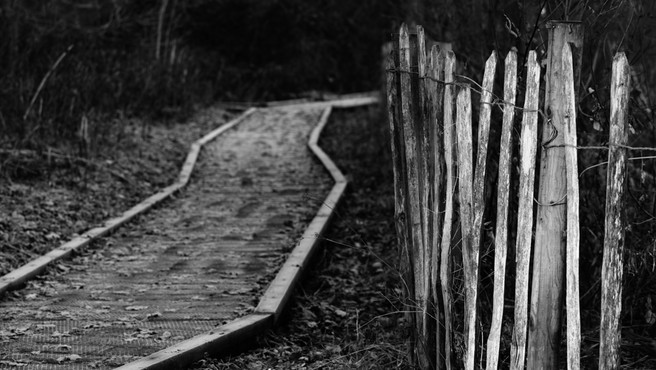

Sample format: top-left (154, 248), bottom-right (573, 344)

top-left (0, 108), bottom-right (256, 296)
top-left (114, 314), bottom-right (273, 370)
top-left (115, 96), bottom-right (378, 370)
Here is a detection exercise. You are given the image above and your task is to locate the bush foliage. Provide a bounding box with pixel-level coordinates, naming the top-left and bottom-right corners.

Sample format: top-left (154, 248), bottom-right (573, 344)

top-left (0, 0), bottom-right (404, 149)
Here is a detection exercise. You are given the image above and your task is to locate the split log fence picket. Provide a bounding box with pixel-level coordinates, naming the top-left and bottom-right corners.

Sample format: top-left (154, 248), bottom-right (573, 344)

top-left (385, 22), bottom-right (632, 369)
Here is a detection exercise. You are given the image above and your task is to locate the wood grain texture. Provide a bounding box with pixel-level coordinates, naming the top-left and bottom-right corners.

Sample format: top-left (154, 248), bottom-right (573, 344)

top-left (599, 53), bottom-right (630, 370)
top-left (385, 43), bottom-right (410, 298)
top-left (562, 42), bottom-right (582, 370)
top-left (462, 51), bottom-right (496, 370)
top-left (385, 40), bottom-right (414, 358)
top-left (486, 49), bottom-right (517, 370)
top-left (399, 24), bottom-right (428, 367)
top-left (472, 51), bottom-right (497, 238)
top-left (429, 44), bottom-right (446, 370)
top-left (440, 50), bottom-right (456, 370)
top-left (415, 27), bottom-right (433, 367)
top-left (456, 85), bottom-right (475, 370)
top-left (510, 51), bottom-right (540, 370)
top-left (528, 21), bottom-right (584, 370)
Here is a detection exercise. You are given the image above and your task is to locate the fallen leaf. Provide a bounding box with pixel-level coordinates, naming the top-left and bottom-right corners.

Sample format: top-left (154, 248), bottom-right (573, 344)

top-left (55, 344), bottom-right (72, 352)
top-left (22, 221), bottom-right (38, 230)
top-left (56, 264), bottom-right (70, 272)
top-left (56, 354), bottom-right (81, 363)
top-left (146, 312), bottom-right (162, 320)
top-left (0, 360), bottom-right (28, 367)
top-left (125, 305), bottom-right (148, 311)
top-left (45, 232), bottom-right (61, 240)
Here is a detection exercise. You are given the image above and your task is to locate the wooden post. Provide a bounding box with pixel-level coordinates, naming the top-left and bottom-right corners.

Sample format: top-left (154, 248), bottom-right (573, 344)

top-left (473, 52), bottom-right (496, 242)
top-left (429, 44), bottom-right (446, 370)
top-left (451, 51), bottom-right (496, 370)
top-left (440, 50), bottom-right (456, 370)
top-left (385, 33), bottom-right (414, 363)
top-left (455, 84), bottom-right (475, 370)
top-left (486, 49), bottom-right (517, 370)
top-left (398, 24), bottom-right (429, 369)
top-left (416, 27), bottom-right (434, 367)
top-left (528, 21), bottom-right (583, 370)
top-left (458, 51), bottom-right (496, 370)
top-left (599, 53), bottom-right (630, 370)
top-left (510, 50), bottom-right (541, 370)
top-left (562, 43), bottom-right (581, 370)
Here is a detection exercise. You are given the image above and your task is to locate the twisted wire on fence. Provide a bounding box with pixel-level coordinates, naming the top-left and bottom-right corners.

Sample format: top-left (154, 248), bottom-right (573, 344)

top-left (386, 67), bottom-right (656, 158)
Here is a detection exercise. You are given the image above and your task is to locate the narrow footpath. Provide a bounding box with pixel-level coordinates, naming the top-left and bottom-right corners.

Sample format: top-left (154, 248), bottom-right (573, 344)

top-left (0, 105), bottom-right (332, 369)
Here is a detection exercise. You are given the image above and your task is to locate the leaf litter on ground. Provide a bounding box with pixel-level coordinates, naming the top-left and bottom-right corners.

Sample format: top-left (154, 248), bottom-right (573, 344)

top-left (192, 106), bottom-right (412, 369)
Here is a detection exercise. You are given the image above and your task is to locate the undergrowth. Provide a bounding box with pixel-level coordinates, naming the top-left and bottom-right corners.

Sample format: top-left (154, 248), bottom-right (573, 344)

top-left (0, 0), bottom-right (405, 162)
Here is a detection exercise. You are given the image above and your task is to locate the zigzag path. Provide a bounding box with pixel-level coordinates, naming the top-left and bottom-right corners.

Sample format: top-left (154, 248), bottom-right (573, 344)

top-left (0, 105), bottom-right (333, 369)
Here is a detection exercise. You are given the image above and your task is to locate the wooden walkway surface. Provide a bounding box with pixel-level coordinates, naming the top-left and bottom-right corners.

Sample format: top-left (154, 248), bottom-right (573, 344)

top-left (0, 105), bottom-right (334, 369)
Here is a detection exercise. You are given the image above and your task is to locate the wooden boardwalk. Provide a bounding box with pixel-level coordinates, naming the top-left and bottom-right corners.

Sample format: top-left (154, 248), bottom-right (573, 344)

top-left (0, 105), bottom-right (334, 369)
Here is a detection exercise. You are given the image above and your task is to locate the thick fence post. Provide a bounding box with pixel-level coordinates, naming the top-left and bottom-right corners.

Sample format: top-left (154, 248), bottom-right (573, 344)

top-left (528, 21), bottom-right (583, 370)
top-left (562, 43), bottom-right (581, 370)
top-left (599, 53), bottom-right (630, 370)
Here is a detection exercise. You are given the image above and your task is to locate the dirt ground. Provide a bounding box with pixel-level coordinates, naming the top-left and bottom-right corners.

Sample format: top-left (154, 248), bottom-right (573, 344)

top-left (0, 107), bottom-right (236, 277)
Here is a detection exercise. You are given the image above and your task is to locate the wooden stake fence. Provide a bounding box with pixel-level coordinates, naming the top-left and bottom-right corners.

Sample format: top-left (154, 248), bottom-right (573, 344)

top-left (385, 22), bottom-right (633, 370)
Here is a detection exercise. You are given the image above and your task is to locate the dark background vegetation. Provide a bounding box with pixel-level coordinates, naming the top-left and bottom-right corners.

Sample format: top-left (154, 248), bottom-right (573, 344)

top-left (0, 0), bottom-right (403, 152)
top-left (1, 0), bottom-right (656, 366)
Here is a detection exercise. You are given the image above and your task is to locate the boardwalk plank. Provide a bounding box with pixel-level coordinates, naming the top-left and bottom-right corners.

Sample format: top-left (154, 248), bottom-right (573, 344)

top-left (0, 106), bottom-right (332, 369)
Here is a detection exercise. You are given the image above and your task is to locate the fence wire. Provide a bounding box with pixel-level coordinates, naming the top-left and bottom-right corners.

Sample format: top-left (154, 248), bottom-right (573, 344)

top-left (386, 67), bottom-right (656, 157)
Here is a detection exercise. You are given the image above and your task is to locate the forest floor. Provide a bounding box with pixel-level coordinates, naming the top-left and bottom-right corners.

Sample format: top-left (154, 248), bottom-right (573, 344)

top-left (0, 104), bottom-right (412, 369)
top-left (0, 107), bottom-right (235, 276)
top-left (192, 106), bottom-right (412, 370)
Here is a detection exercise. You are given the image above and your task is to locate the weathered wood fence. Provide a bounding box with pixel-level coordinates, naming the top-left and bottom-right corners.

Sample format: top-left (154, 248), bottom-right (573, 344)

top-left (386, 22), bottom-right (630, 370)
